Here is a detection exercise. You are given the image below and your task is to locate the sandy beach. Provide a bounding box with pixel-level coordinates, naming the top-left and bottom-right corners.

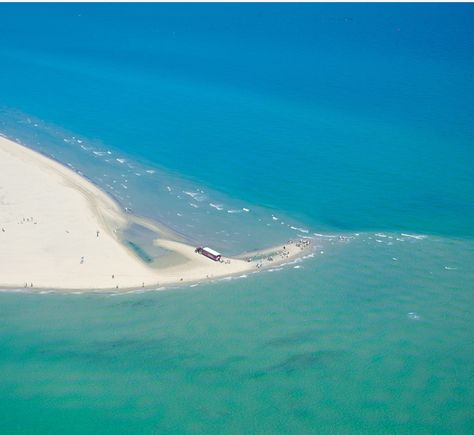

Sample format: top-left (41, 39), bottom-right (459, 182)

top-left (0, 135), bottom-right (312, 291)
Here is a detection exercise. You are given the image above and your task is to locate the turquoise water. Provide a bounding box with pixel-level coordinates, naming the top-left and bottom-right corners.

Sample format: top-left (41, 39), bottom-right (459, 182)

top-left (0, 4), bottom-right (473, 433)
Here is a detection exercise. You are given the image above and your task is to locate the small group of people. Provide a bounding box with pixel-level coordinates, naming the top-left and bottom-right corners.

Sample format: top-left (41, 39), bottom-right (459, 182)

top-left (19, 217), bottom-right (36, 224)
top-left (276, 245), bottom-right (292, 261)
top-left (295, 239), bottom-right (311, 250)
top-left (279, 246), bottom-right (291, 260)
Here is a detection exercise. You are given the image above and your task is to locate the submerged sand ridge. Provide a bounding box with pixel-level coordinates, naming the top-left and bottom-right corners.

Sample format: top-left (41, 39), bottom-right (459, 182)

top-left (0, 135), bottom-right (312, 291)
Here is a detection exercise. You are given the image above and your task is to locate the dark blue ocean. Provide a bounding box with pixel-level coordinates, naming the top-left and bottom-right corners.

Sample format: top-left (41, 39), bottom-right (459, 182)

top-left (0, 4), bottom-right (473, 433)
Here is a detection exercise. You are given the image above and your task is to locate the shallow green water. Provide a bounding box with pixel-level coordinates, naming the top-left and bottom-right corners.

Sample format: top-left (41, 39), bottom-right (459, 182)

top-left (1, 235), bottom-right (472, 434)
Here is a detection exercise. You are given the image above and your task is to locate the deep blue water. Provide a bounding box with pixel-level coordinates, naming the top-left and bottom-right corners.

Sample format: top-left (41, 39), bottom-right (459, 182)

top-left (1, 3), bottom-right (473, 236)
top-left (0, 4), bottom-right (473, 434)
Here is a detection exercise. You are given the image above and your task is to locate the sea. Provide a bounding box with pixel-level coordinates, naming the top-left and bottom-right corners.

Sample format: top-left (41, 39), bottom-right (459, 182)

top-left (0, 3), bottom-right (473, 434)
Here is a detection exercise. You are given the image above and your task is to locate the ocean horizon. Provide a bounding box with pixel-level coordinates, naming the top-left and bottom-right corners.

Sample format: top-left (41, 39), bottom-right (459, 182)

top-left (0, 3), bottom-right (473, 433)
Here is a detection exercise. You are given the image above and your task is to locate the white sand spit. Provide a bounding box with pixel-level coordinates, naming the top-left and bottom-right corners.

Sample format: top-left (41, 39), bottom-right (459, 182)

top-left (0, 136), bottom-right (311, 291)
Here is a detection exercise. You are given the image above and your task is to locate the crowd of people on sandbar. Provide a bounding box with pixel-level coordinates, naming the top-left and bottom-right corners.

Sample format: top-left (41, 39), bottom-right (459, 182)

top-left (249, 238), bottom-right (313, 270)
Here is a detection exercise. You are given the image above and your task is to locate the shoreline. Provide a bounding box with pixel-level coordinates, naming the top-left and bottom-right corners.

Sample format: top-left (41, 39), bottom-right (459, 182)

top-left (0, 135), bottom-right (314, 292)
top-left (0, 248), bottom-right (313, 295)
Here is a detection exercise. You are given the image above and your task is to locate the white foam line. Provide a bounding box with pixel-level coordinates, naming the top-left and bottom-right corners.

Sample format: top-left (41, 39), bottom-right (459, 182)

top-left (209, 203), bottom-right (224, 211)
top-left (184, 191), bottom-right (206, 202)
top-left (313, 233), bottom-right (337, 238)
top-left (401, 233), bottom-right (427, 240)
top-left (291, 226), bottom-right (309, 233)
